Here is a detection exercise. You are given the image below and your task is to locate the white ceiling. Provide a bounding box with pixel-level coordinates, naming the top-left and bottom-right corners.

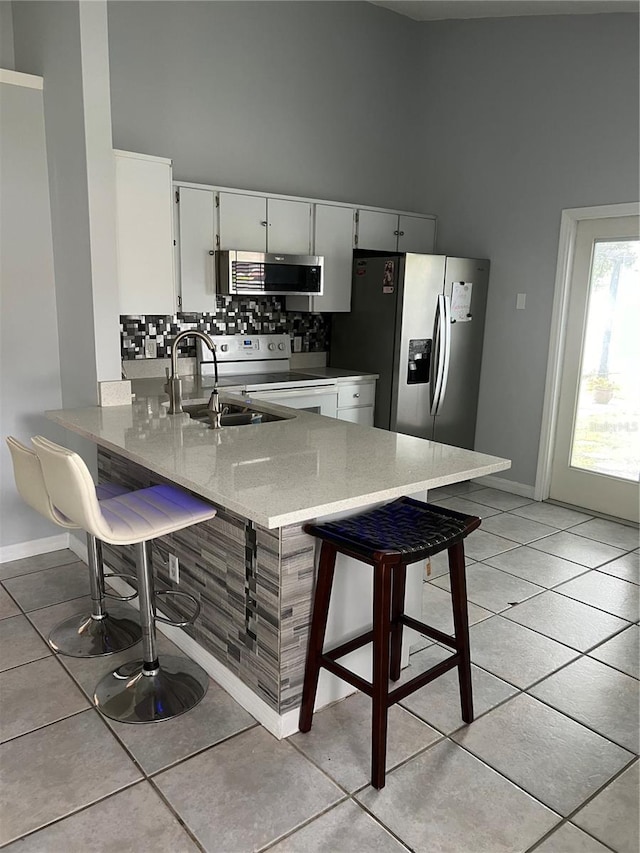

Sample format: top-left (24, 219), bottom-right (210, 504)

top-left (368, 1), bottom-right (639, 21)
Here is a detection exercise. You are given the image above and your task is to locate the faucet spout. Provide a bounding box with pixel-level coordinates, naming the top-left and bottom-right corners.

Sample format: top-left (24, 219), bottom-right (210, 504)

top-left (166, 330), bottom-right (218, 415)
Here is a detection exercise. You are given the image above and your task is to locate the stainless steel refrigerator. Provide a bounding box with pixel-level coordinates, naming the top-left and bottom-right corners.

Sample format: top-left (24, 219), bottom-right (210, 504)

top-left (330, 253), bottom-right (490, 449)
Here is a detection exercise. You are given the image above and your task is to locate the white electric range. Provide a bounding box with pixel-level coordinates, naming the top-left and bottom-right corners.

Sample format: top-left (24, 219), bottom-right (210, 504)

top-left (197, 334), bottom-right (339, 417)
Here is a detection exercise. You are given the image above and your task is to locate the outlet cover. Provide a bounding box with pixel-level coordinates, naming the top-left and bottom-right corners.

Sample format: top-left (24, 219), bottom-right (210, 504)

top-left (168, 553), bottom-right (179, 583)
top-left (293, 336), bottom-right (302, 353)
top-left (145, 339), bottom-right (158, 359)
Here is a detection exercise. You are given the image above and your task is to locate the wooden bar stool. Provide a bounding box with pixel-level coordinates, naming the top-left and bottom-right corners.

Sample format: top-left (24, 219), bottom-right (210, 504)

top-left (298, 496), bottom-right (481, 789)
top-left (32, 435), bottom-right (218, 724)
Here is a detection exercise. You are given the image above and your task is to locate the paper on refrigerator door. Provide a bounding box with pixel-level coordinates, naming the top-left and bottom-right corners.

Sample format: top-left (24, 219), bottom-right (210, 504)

top-left (451, 282), bottom-right (473, 321)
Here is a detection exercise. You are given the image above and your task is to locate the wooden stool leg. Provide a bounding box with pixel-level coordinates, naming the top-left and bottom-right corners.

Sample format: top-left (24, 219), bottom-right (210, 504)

top-left (390, 563), bottom-right (407, 682)
top-left (371, 559), bottom-right (393, 789)
top-left (299, 542), bottom-right (337, 733)
top-left (448, 541), bottom-right (474, 723)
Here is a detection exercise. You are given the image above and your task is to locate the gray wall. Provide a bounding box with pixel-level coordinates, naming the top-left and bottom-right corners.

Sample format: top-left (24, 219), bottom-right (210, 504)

top-left (12, 0), bottom-right (122, 406)
top-left (0, 1), bottom-right (14, 69)
top-left (0, 80), bottom-right (63, 548)
top-left (12, 1), bottom-right (99, 409)
top-left (415, 13), bottom-right (639, 486)
top-left (107, 0), bottom-right (421, 210)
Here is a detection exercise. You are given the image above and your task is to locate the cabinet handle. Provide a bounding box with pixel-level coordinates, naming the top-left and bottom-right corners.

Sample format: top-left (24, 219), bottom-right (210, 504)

top-left (208, 250), bottom-right (215, 255)
top-left (399, 231), bottom-right (405, 236)
top-left (353, 393), bottom-right (360, 398)
top-left (260, 220), bottom-right (268, 227)
top-left (393, 230), bottom-right (400, 236)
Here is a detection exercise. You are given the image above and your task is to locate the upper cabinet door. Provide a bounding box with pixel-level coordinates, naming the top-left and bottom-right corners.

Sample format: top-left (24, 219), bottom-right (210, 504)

top-left (356, 209), bottom-right (398, 252)
top-left (286, 204), bottom-right (355, 314)
top-left (178, 187), bottom-right (216, 313)
top-left (218, 192), bottom-right (267, 251)
top-left (267, 198), bottom-right (312, 254)
top-left (115, 150), bottom-right (175, 315)
top-left (397, 214), bottom-right (436, 254)
top-left (312, 204), bottom-right (355, 312)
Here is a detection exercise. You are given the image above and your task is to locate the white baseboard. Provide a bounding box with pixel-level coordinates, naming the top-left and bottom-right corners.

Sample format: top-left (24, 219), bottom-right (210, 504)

top-left (107, 576), bottom-right (300, 739)
top-left (473, 475), bottom-right (536, 500)
top-left (0, 533), bottom-right (70, 564)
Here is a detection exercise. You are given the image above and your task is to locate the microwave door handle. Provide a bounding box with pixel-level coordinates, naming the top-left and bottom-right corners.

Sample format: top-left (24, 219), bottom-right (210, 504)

top-left (430, 295), bottom-right (445, 415)
top-left (433, 295), bottom-right (452, 417)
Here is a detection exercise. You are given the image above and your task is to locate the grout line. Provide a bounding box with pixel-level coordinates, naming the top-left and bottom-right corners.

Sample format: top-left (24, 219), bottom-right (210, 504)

top-left (145, 776), bottom-right (208, 853)
top-left (0, 651), bottom-right (53, 675)
top-left (256, 795), bottom-right (352, 853)
top-left (19, 592), bottom-right (92, 616)
top-left (524, 757), bottom-right (638, 853)
top-left (145, 720), bottom-right (261, 779)
top-left (521, 687), bottom-right (639, 756)
top-left (0, 776), bottom-right (145, 850)
top-left (0, 556), bottom-right (82, 582)
top-left (0, 704), bottom-right (93, 748)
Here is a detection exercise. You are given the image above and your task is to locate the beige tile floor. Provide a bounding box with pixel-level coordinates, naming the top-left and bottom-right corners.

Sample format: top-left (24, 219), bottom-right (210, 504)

top-left (0, 483), bottom-right (638, 852)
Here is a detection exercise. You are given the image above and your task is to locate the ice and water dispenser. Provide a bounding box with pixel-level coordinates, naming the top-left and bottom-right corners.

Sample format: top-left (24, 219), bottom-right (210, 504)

top-left (407, 339), bottom-right (432, 385)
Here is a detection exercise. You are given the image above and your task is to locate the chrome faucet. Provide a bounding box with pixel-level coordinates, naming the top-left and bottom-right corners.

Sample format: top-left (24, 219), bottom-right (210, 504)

top-left (165, 330), bottom-right (221, 422)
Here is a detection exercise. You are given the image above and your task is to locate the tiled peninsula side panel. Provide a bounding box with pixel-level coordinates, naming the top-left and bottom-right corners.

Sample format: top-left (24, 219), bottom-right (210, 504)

top-left (98, 449), bottom-right (316, 714)
top-left (121, 296), bottom-right (330, 360)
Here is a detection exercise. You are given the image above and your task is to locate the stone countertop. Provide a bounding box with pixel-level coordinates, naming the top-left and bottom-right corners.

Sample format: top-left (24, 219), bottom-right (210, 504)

top-left (290, 367), bottom-right (380, 381)
top-left (46, 393), bottom-right (510, 530)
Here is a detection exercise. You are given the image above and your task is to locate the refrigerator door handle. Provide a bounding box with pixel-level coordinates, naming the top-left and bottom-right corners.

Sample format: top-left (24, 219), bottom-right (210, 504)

top-left (429, 294), bottom-right (452, 417)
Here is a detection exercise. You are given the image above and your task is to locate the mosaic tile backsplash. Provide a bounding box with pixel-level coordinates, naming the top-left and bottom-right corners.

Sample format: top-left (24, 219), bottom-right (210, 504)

top-left (121, 296), bottom-right (330, 360)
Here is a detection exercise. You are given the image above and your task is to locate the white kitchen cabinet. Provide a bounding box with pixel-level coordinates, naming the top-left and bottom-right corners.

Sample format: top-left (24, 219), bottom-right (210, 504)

top-left (217, 193), bottom-right (311, 254)
top-left (337, 406), bottom-right (374, 427)
top-left (356, 209), bottom-right (436, 254)
top-left (335, 380), bottom-right (376, 426)
top-left (397, 214), bottom-right (436, 254)
top-left (114, 150), bottom-right (175, 315)
top-left (217, 192), bottom-right (267, 252)
top-left (267, 198), bottom-right (312, 254)
top-left (177, 186), bottom-right (216, 313)
top-left (288, 203), bottom-right (355, 314)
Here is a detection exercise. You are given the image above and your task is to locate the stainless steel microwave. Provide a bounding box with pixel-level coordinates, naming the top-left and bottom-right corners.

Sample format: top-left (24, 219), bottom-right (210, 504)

top-left (216, 250), bottom-right (323, 297)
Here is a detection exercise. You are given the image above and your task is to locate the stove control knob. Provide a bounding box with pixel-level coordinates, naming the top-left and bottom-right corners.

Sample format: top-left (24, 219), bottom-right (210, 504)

top-left (268, 343), bottom-right (276, 351)
top-left (220, 344), bottom-right (229, 352)
top-left (278, 343), bottom-right (286, 350)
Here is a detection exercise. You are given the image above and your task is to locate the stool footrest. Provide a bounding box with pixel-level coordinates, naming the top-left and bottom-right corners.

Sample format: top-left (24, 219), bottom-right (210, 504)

top-left (321, 657), bottom-right (373, 696)
top-left (387, 653), bottom-right (460, 706)
top-left (155, 589), bottom-right (201, 627)
top-left (324, 630), bottom-right (374, 662)
top-left (319, 626), bottom-right (462, 709)
top-left (400, 614), bottom-right (456, 649)
top-left (103, 572), bottom-right (139, 602)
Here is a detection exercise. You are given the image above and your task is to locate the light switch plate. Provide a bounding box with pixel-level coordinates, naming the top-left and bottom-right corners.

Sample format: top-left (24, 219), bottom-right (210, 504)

top-left (516, 293), bottom-right (527, 310)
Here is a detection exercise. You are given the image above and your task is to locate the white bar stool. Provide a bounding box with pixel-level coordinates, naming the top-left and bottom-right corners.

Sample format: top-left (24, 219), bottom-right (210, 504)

top-left (6, 437), bottom-right (142, 657)
top-left (32, 435), bottom-right (218, 724)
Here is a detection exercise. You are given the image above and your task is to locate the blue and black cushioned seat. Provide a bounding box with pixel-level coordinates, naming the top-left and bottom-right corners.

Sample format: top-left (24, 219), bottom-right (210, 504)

top-left (299, 493), bottom-right (481, 789)
top-left (305, 496), bottom-right (481, 562)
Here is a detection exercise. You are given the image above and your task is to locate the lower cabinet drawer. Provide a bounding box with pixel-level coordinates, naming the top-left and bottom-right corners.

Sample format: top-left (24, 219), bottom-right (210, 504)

top-left (337, 382), bottom-right (376, 409)
top-left (336, 406), bottom-right (374, 427)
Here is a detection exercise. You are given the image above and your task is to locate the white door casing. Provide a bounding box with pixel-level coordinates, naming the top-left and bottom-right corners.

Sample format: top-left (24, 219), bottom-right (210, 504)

top-left (536, 203), bottom-right (640, 520)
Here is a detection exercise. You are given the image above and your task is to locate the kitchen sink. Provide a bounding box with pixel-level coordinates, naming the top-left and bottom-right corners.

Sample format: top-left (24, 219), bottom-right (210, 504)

top-left (182, 402), bottom-right (291, 428)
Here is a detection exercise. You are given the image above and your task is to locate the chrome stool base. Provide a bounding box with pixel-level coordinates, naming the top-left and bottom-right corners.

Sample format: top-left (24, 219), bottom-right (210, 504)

top-left (48, 608), bottom-right (142, 658)
top-left (93, 654), bottom-right (209, 723)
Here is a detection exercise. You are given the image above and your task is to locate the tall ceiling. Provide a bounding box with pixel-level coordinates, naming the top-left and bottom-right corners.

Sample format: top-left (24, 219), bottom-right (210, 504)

top-left (368, 1), bottom-right (638, 21)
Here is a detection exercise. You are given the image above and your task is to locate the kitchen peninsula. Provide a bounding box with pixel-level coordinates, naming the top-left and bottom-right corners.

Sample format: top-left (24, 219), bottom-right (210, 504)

top-left (47, 393), bottom-right (510, 736)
